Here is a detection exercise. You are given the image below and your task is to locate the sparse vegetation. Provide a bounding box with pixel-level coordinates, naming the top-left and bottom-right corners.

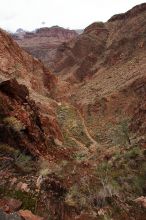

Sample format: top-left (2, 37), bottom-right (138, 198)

top-left (38, 159), bottom-right (69, 179)
top-left (0, 187), bottom-right (37, 212)
top-left (3, 116), bottom-right (25, 132)
top-left (110, 119), bottom-right (131, 146)
top-left (57, 103), bottom-right (91, 147)
top-left (14, 150), bottom-right (35, 173)
top-left (73, 152), bottom-right (87, 162)
top-left (0, 144), bottom-right (35, 173)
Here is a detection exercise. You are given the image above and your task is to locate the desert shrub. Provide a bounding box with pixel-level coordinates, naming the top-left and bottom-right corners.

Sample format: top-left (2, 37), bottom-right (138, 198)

top-left (73, 152), bottom-right (87, 161)
top-left (13, 150), bottom-right (35, 173)
top-left (110, 119), bottom-right (131, 146)
top-left (65, 183), bottom-right (89, 209)
top-left (38, 159), bottom-right (68, 178)
top-left (0, 187), bottom-right (37, 212)
top-left (95, 162), bottom-right (119, 207)
top-left (3, 116), bottom-right (25, 132)
top-left (0, 144), bottom-right (35, 173)
top-left (124, 146), bottom-right (142, 159)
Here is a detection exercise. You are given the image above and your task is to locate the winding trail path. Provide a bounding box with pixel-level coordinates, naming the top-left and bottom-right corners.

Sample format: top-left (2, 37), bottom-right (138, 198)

top-left (77, 109), bottom-right (98, 151)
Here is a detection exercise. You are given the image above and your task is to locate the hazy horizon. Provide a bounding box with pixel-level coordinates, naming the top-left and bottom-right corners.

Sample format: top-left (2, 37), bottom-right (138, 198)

top-left (0, 0), bottom-right (144, 32)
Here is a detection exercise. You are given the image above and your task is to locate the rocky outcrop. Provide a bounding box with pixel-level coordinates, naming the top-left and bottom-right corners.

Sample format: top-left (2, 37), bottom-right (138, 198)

top-left (0, 79), bottom-right (62, 157)
top-left (19, 210), bottom-right (44, 220)
top-left (0, 198), bottom-right (22, 213)
top-left (0, 28), bottom-right (57, 95)
top-left (0, 79), bottom-right (29, 101)
top-left (0, 209), bottom-right (44, 220)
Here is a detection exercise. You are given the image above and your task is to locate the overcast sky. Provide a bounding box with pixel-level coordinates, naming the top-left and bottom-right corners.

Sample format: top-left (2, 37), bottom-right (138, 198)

top-left (0, 0), bottom-right (144, 32)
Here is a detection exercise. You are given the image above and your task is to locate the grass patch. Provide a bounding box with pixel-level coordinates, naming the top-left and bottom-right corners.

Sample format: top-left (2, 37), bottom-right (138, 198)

top-left (95, 145), bottom-right (146, 198)
top-left (0, 187), bottom-right (37, 212)
top-left (110, 119), bottom-right (131, 147)
top-left (0, 144), bottom-right (36, 173)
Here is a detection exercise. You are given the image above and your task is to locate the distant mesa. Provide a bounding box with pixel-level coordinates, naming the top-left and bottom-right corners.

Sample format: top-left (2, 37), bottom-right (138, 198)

top-left (12, 25), bottom-right (80, 69)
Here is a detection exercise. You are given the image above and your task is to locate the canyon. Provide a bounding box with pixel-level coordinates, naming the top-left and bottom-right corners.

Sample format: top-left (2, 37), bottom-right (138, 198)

top-left (0, 3), bottom-right (146, 220)
top-left (12, 26), bottom-right (78, 70)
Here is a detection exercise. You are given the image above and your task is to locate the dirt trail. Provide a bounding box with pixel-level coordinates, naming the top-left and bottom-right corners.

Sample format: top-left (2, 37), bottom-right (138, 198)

top-left (77, 110), bottom-right (98, 151)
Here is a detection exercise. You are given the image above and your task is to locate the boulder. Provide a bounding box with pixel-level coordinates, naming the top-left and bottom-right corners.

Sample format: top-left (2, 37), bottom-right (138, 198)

top-left (0, 198), bottom-right (22, 213)
top-left (0, 79), bottom-right (29, 102)
top-left (134, 196), bottom-right (146, 208)
top-left (19, 210), bottom-right (44, 220)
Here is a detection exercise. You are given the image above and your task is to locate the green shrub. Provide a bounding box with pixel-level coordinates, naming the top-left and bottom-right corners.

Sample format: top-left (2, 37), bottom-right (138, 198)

top-left (65, 184), bottom-right (88, 209)
top-left (14, 150), bottom-right (35, 173)
top-left (0, 187), bottom-right (37, 212)
top-left (124, 147), bottom-right (142, 159)
top-left (110, 119), bottom-right (131, 146)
